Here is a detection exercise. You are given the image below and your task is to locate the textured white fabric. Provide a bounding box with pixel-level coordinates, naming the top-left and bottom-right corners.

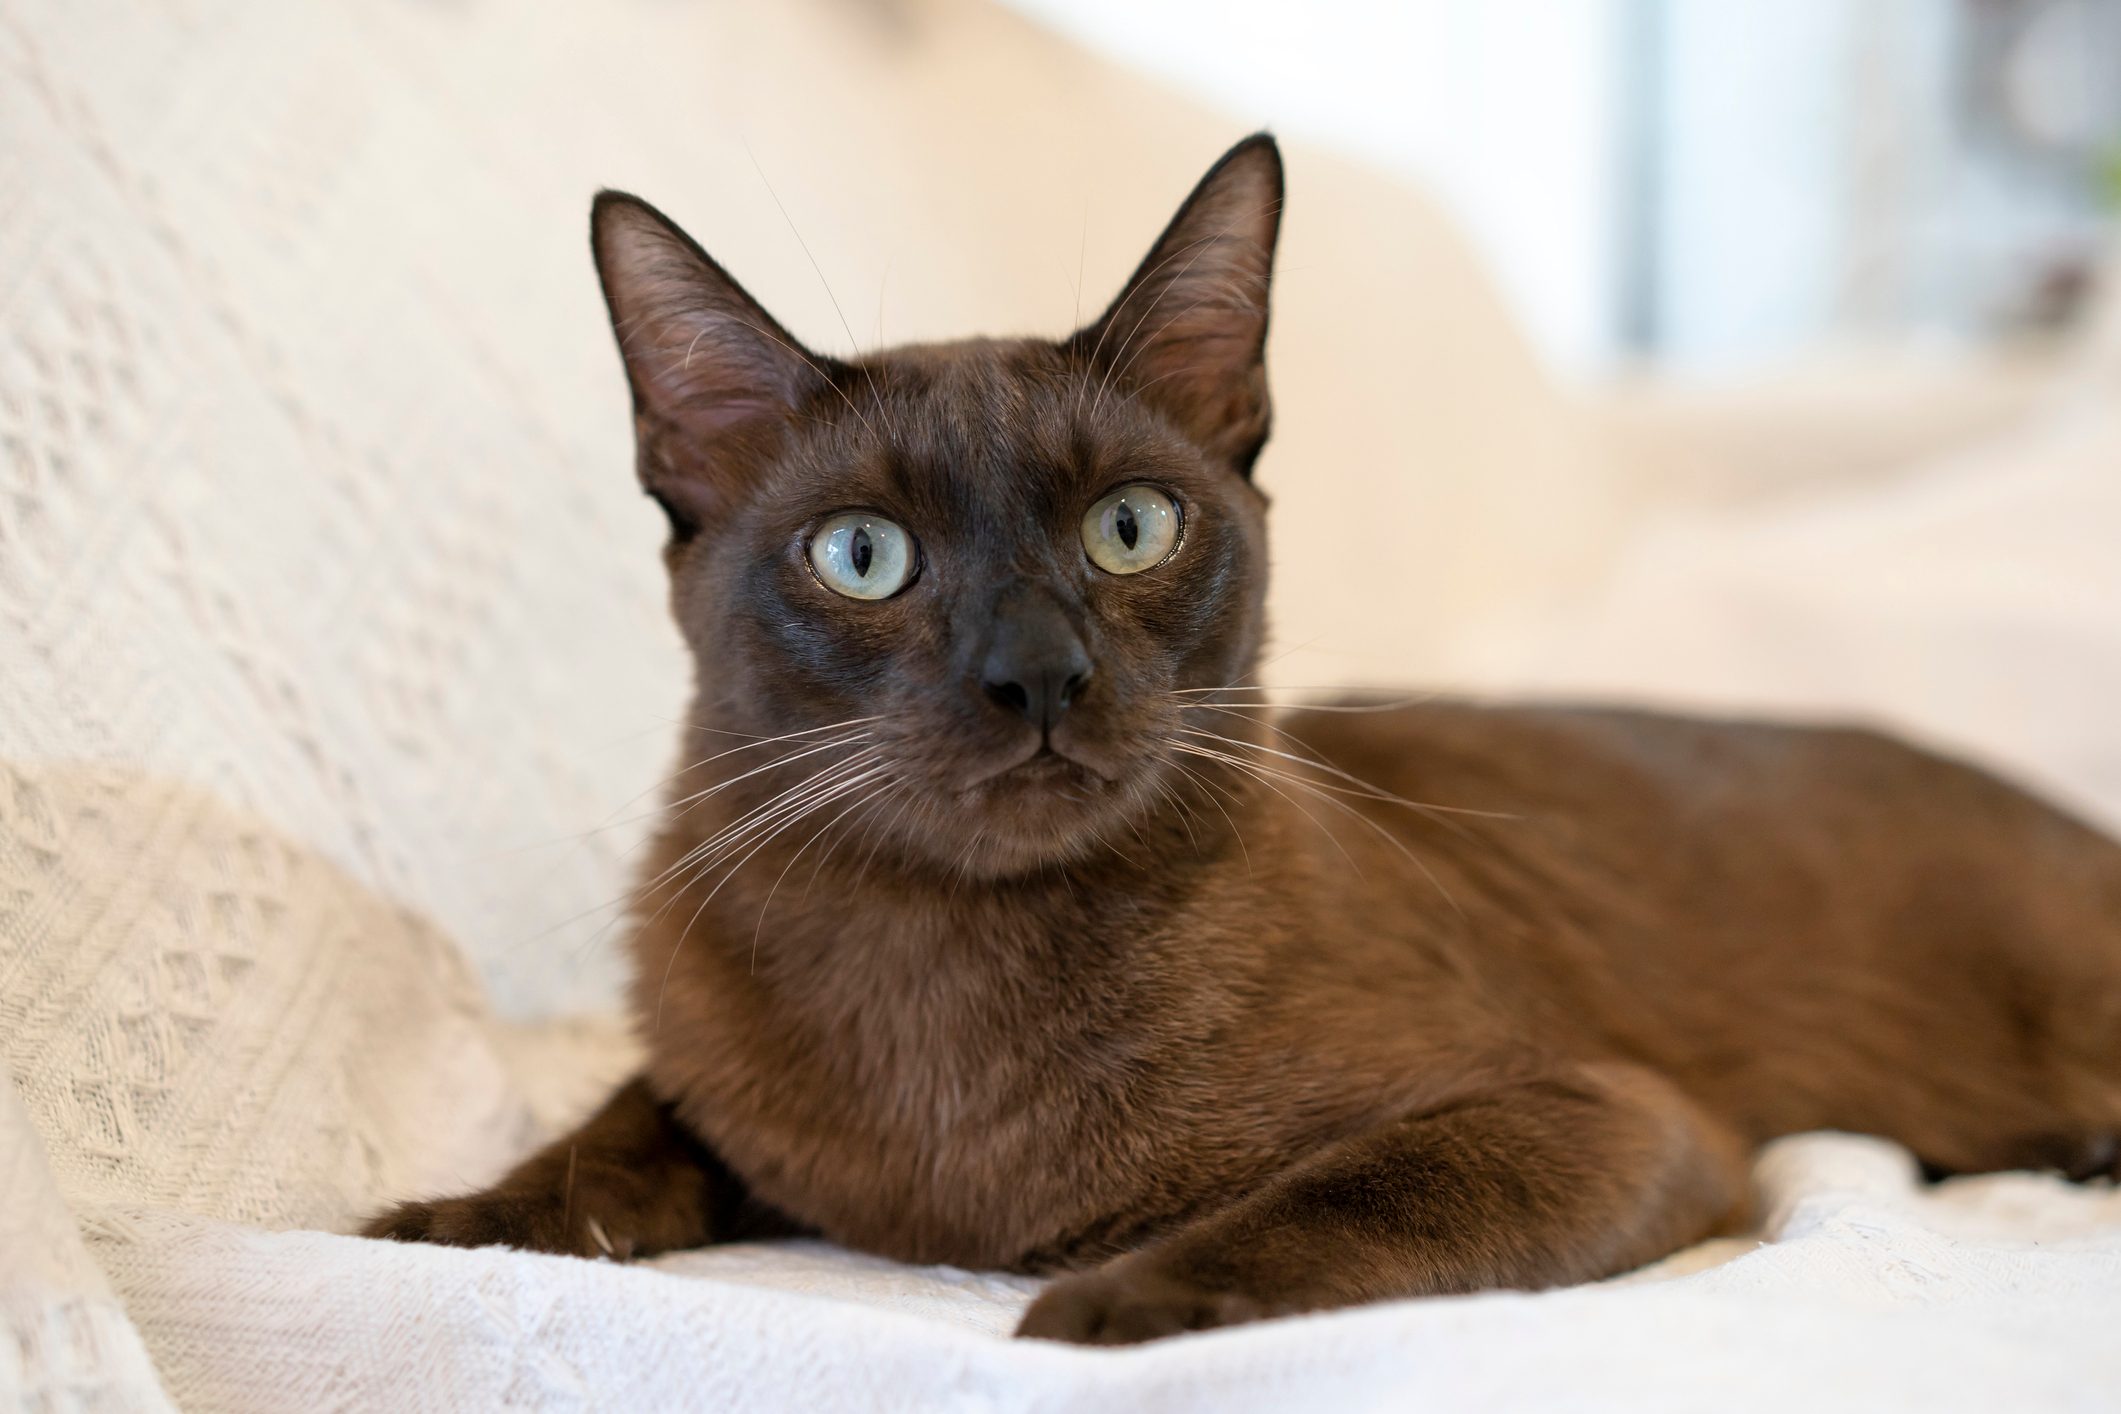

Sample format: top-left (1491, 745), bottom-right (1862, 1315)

top-left (5, 0), bottom-right (2121, 1409)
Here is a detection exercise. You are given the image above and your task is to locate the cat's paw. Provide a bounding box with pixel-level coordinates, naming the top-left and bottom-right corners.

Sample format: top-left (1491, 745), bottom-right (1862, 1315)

top-left (1015, 1266), bottom-right (1284, 1345)
top-left (359, 1188), bottom-right (629, 1260)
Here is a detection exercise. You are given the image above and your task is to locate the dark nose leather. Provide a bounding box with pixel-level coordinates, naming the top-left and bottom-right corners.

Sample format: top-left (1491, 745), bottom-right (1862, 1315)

top-left (979, 587), bottom-right (1093, 733)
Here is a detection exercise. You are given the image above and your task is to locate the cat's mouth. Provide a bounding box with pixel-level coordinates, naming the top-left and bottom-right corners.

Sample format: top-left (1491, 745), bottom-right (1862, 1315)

top-left (970, 742), bottom-right (1111, 789)
top-left (920, 732), bottom-right (1165, 877)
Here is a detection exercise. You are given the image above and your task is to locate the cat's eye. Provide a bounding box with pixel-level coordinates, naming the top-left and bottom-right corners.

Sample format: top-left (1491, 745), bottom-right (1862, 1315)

top-left (808, 512), bottom-right (917, 600)
top-left (1082, 485), bottom-right (1180, 575)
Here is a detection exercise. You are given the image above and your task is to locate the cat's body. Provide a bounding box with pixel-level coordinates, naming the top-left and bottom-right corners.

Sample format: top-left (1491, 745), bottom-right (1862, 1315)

top-left (640, 700), bottom-right (2121, 1274)
top-left (367, 137), bottom-right (2121, 1343)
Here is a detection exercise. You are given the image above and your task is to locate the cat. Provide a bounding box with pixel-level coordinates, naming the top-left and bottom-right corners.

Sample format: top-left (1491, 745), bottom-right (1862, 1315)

top-left (364, 135), bottom-right (2121, 1344)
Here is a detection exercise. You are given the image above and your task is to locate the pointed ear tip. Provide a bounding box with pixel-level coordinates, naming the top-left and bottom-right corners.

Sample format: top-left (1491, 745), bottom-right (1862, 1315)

top-left (591, 188), bottom-right (636, 212)
top-left (591, 191), bottom-right (685, 257)
top-left (1206, 133), bottom-right (1284, 214)
top-left (1229, 132), bottom-right (1283, 177)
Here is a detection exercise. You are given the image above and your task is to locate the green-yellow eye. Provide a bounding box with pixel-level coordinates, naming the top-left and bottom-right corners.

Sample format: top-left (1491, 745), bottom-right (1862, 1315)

top-left (809, 512), bottom-right (916, 599)
top-left (1082, 485), bottom-right (1180, 575)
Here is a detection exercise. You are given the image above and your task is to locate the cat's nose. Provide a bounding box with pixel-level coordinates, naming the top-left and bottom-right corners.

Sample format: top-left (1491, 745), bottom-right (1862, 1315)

top-left (978, 588), bottom-right (1094, 733)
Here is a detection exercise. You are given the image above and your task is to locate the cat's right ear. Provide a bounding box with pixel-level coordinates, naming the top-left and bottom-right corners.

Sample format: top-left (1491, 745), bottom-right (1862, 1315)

top-left (591, 192), bottom-right (824, 537)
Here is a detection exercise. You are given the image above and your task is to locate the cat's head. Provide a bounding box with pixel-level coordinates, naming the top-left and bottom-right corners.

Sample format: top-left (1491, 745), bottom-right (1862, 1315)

top-left (593, 136), bottom-right (1282, 879)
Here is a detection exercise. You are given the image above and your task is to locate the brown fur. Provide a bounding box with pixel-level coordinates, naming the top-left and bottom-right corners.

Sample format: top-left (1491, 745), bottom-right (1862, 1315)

top-left (366, 136), bottom-right (2121, 1345)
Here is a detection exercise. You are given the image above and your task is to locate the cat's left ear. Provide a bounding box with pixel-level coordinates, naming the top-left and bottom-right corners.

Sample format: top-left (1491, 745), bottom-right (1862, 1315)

top-left (1071, 134), bottom-right (1283, 477)
top-left (591, 191), bottom-right (827, 536)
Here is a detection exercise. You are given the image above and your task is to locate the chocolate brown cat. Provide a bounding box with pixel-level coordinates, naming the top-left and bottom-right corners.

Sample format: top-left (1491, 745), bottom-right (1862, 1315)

top-left (365, 135), bottom-right (2121, 1344)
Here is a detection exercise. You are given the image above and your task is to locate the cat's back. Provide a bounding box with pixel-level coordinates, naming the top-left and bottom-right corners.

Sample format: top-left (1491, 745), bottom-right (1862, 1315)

top-left (1283, 695), bottom-right (2113, 872)
top-left (1284, 694), bottom-right (2121, 947)
top-left (1272, 696), bottom-right (2121, 1159)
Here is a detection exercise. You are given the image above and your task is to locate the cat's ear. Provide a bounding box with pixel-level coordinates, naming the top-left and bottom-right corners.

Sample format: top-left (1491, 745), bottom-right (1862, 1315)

top-left (591, 191), bottom-right (825, 535)
top-left (1071, 134), bottom-right (1283, 477)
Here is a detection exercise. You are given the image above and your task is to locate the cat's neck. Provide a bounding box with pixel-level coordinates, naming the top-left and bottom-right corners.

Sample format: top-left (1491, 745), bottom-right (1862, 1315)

top-left (633, 745), bottom-right (1273, 1004)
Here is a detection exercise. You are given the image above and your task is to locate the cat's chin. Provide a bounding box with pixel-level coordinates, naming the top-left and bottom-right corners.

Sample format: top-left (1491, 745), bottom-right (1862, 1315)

top-left (934, 747), bottom-right (1159, 880)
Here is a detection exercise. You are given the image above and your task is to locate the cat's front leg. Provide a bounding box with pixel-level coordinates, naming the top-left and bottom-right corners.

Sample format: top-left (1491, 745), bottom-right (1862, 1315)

top-left (361, 1075), bottom-right (793, 1260)
top-left (1017, 1062), bottom-right (1752, 1345)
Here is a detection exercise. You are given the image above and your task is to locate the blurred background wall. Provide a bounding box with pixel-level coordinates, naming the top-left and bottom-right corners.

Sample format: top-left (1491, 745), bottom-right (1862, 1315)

top-left (1008, 0), bottom-right (2121, 376)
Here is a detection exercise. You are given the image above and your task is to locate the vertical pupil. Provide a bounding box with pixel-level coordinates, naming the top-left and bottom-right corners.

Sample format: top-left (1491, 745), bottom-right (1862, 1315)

top-left (850, 527), bottom-right (873, 577)
top-left (1115, 503), bottom-right (1139, 550)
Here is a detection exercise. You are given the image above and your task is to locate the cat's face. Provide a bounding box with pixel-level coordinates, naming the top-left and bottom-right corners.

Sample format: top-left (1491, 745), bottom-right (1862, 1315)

top-left (593, 138), bottom-right (1282, 878)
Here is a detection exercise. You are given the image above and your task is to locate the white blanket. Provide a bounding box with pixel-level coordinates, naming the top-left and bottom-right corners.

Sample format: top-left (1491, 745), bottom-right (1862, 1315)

top-left (6, 0), bottom-right (2121, 1407)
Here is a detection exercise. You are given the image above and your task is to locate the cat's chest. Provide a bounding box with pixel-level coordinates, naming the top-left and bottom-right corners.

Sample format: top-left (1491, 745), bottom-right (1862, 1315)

top-left (645, 909), bottom-right (1261, 1267)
